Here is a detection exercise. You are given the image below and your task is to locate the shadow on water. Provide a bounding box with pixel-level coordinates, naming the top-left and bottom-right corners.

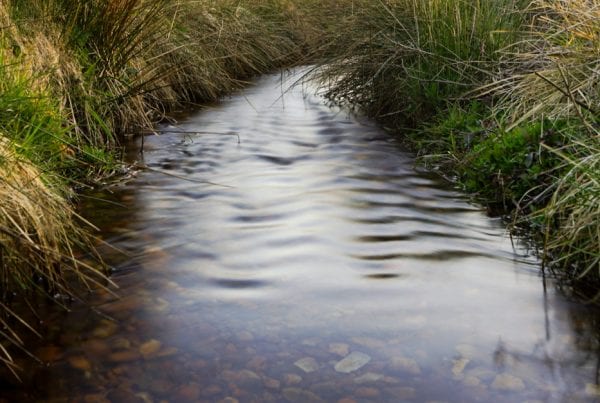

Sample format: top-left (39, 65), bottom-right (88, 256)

top-left (2, 69), bottom-right (600, 402)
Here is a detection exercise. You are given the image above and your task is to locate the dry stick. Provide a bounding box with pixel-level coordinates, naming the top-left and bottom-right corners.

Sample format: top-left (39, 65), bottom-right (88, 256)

top-left (132, 162), bottom-right (234, 188)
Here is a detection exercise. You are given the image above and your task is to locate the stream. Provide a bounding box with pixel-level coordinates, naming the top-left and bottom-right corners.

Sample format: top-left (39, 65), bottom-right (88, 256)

top-left (2, 70), bottom-right (600, 402)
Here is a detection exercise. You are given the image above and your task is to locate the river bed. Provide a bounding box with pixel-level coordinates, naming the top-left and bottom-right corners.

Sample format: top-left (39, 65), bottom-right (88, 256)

top-left (2, 70), bottom-right (599, 402)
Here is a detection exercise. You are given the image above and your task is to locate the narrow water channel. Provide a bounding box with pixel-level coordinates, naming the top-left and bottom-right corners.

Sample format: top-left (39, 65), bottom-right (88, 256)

top-left (3, 70), bottom-right (600, 402)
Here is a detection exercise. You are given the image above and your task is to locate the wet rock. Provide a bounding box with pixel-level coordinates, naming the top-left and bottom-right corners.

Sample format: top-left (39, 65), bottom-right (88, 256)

top-left (222, 369), bottom-right (262, 388)
top-left (455, 344), bottom-right (477, 359)
top-left (264, 377), bottom-right (281, 389)
top-left (107, 387), bottom-right (145, 402)
top-left (386, 386), bottom-right (416, 400)
top-left (68, 356), bottom-right (92, 371)
top-left (354, 372), bottom-right (384, 384)
top-left (351, 337), bottom-right (385, 349)
top-left (109, 350), bottom-right (141, 363)
top-left (335, 352), bottom-right (371, 373)
top-left (282, 387), bottom-right (323, 402)
top-left (463, 376), bottom-right (482, 387)
top-left (465, 367), bottom-right (496, 382)
top-left (202, 385), bottom-right (223, 396)
top-left (585, 383), bottom-right (600, 397)
top-left (83, 339), bottom-right (111, 356)
top-left (92, 320), bottom-right (119, 338)
top-left (283, 373), bottom-right (303, 385)
top-left (355, 387), bottom-right (380, 398)
top-left (247, 355), bottom-right (267, 371)
top-left (135, 392), bottom-right (153, 403)
top-left (176, 383), bottom-right (201, 401)
top-left (294, 357), bottom-right (319, 373)
top-left (83, 393), bottom-right (110, 403)
top-left (328, 343), bottom-right (350, 357)
top-left (112, 337), bottom-right (132, 350)
top-left (149, 379), bottom-right (174, 396)
top-left (301, 338), bottom-right (319, 347)
top-left (491, 373), bottom-right (525, 391)
top-left (225, 343), bottom-right (238, 354)
top-left (451, 358), bottom-right (470, 377)
top-left (238, 330), bottom-right (254, 341)
top-left (36, 345), bottom-right (62, 362)
top-left (390, 356), bottom-right (421, 375)
top-left (155, 346), bottom-right (178, 357)
top-left (139, 339), bottom-right (162, 358)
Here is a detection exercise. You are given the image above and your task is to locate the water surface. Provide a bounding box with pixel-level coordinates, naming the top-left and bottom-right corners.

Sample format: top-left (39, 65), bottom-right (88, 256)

top-left (3, 70), bottom-right (600, 402)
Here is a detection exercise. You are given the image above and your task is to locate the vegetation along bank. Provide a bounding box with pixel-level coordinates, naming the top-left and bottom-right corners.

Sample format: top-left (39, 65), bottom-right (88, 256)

top-left (0, 0), bottom-right (598, 374)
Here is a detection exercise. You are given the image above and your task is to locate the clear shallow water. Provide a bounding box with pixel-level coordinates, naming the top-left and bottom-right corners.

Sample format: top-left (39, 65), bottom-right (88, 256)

top-left (3, 70), bottom-right (600, 402)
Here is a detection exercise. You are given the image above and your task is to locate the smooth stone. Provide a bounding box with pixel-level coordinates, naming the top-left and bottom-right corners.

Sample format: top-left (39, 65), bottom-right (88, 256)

top-left (91, 320), bottom-right (119, 338)
top-left (585, 383), bottom-right (600, 397)
top-left (202, 385), bottom-right (223, 396)
top-left (237, 331), bottom-right (254, 341)
top-left (355, 387), bottom-right (380, 398)
top-left (338, 398), bottom-right (358, 403)
top-left (149, 379), bottom-right (174, 396)
top-left (463, 376), bottom-right (482, 387)
top-left (294, 357), bottom-right (319, 373)
top-left (455, 344), bottom-right (478, 359)
top-left (328, 343), bottom-right (350, 357)
top-left (335, 352), bottom-right (371, 374)
top-left (83, 339), bottom-right (111, 356)
top-left (176, 383), bottom-right (201, 401)
top-left (37, 345), bottom-right (62, 362)
top-left (68, 356), bottom-right (92, 371)
top-left (351, 337), bottom-right (385, 349)
top-left (83, 394), bottom-right (110, 403)
top-left (390, 356), bottom-right (421, 375)
top-left (452, 358), bottom-right (470, 377)
top-left (106, 387), bottom-right (144, 402)
top-left (386, 386), bottom-right (416, 400)
top-left (354, 372), bottom-right (384, 384)
top-left (465, 367), bottom-right (497, 382)
top-left (264, 377), bottom-right (281, 389)
top-left (283, 373), bottom-right (303, 385)
top-left (247, 355), bottom-right (267, 370)
top-left (139, 339), bottom-right (162, 358)
top-left (222, 369), bottom-right (261, 388)
top-left (112, 337), bottom-right (131, 350)
top-left (155, 346), bottom-right (178, 357)
top-left (109, 350), bottom-right (141, 363)
top-left (282, 388), bottom-right (323, 402)
top-left (491, 373), bottom-right (526, 391)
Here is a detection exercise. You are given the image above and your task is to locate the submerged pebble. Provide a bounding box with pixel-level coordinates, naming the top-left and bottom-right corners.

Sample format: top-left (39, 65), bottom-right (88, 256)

top-left (334, 352), bottom-right (371, 373)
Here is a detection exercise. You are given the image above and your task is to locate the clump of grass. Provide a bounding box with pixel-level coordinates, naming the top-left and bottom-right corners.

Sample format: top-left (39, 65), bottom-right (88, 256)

top-left (313, 0), bottom-right (526, 125)
top-left (481, 0), bottom-right (599, 291)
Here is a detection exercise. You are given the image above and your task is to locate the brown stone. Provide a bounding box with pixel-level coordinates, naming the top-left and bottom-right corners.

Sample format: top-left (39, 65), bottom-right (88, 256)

top-left (139, 339), bottom-right (162, 358)
top-left (176, 383), bottom-right (201, 401)
top-left (83, 339), bottom-right (111, 356)
top-left (149, 379), bottom-right (174, 396)
top-left (338, 398), bottom-right (358, 403)
top-left (83, 394), bottom-right (110, 403)
top-left (355, 387), bottom-right (380, 398)
top-left (202, 385), bottom-right (223, 396)
top-left (386, 386), bottom-right (416, 400)
top-left (36, 345), bottom-right (62, 362)
top-left (328, 343), bottom-right (350, 357)
top-left (283, 373), bottom-right (303, 385)
top-left (109, 350), bottom-right (141, 363)
top-left (264, 377), bottom-right (281, 389)
top-left (68, 356), bottom-right (92, 371)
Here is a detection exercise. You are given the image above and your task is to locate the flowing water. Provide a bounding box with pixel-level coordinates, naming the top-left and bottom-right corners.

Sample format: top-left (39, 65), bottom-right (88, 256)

top-left (3, 70), bottom-right (600, 402)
